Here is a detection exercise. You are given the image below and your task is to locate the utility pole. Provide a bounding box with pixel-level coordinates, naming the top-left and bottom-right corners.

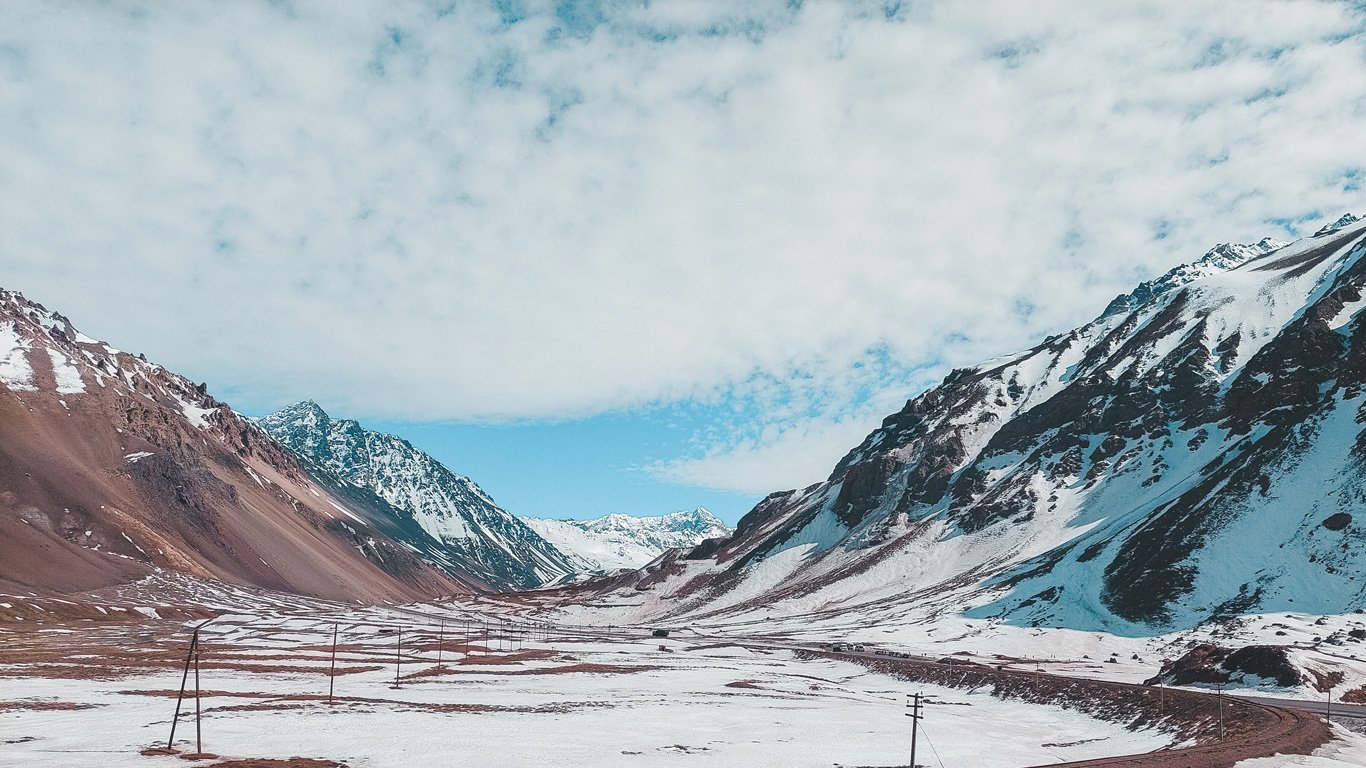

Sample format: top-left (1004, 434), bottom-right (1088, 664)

top-left (393, 626), bottom-right (403, 689)
top-left (1159, 658), bottom-right (1169, 715)
top-left (166, 619), bottom-right (213, 755)
top-left (906, 692), bottom-right (922, 768)
top-left (328, 623), bottom-right (338, 705)
top-left (436, 619), bottom-right (445, 668)
top-left (193, 633), bottom-right (202, 756)
top-left (1328, 685), bottom-right (1334, 725)
top-left (1216, 683), bottom-right (1225, 739)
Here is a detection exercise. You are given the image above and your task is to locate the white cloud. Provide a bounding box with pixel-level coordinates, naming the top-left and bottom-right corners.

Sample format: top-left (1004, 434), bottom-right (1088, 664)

top-left (1, 1), bottom-right (1364, 493)
top-left (650, 412), bottom-right (890, 496)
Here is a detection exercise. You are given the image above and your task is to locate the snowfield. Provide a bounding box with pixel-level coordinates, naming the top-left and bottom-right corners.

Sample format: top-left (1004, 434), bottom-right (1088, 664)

top-left (0, 603), bottom-right (1171, 767)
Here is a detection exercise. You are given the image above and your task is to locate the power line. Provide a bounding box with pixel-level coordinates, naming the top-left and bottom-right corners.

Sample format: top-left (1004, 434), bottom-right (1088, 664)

top-left (916, 721), bottom-right (949, 768)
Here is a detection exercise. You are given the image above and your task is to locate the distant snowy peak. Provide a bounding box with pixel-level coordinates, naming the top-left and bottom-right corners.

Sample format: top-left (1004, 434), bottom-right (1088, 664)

top-left (1100, 236), bottom-right (1286, 319)
top-left (1316, 212), bottom-right (1361, 237)
top-left (257, 401), bottom-right (579, 590)
top-left (521, 508), bottom-right (732, 574)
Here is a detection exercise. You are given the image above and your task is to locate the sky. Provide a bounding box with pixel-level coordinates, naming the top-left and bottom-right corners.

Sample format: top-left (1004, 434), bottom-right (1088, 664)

top-left (1, 1), bottom-right (1364, 524)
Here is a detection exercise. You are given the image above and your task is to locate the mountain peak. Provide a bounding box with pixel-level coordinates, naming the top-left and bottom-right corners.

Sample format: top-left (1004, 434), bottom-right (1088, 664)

top-left (1315, 212), bottom-right (1361, 237)
top-left (275, 399), bottom-right (330, 423)
top-left (1099, 235), bottom-right (1285, 319)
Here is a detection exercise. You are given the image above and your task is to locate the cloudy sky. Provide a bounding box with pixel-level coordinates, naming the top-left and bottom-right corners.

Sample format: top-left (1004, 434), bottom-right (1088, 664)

top-left (2, 1), bottom-right (1364, 522)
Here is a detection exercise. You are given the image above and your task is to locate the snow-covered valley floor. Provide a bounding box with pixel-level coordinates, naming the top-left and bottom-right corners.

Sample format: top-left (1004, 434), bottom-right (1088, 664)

top-left (0, 606), bottom-right (1173, 768)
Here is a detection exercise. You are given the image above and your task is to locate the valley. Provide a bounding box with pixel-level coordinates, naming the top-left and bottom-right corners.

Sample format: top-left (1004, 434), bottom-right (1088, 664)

top-left (2, 575), bottom-right (1366, 767)
top-left (4, 196), bottom-right (1366, 765)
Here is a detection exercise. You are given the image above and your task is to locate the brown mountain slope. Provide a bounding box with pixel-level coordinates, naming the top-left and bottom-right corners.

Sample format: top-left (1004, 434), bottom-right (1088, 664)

top-left (0, 288), bottom-right (465, 602)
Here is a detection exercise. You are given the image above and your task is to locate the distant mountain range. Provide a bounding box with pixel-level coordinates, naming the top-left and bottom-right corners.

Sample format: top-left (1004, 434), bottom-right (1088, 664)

top-left (521, 508), bottom-right (731, 575)
top-left (599, 214), bottom-right (1366, 634)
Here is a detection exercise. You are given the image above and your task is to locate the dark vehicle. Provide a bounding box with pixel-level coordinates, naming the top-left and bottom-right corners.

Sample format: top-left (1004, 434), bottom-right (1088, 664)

top-left (831, 642), bottom-right (848, 652)
top-left (651, 628), bottom-right (670, 638)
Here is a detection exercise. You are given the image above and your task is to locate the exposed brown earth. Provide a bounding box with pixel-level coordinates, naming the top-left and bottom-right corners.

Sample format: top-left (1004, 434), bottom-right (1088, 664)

top-left (140, 754), bottom-right (343, 768)
top-left (0, 699), bottom-right (100, 712)
top-left (202, 754), bottom-right (344, 759)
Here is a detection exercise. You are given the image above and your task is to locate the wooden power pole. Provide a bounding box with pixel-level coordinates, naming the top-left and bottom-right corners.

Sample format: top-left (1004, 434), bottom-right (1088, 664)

top-left (906, 692), bottom-right (923, 768)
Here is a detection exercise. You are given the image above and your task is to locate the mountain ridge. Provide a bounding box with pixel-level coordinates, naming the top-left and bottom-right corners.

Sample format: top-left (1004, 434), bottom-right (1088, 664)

top-left (521, 508), bottom-right (731, 574)
top-left (257, 401), bottom-right (580, 590)
top-left (586, 215), bottom-right (1366, 636)
top-left (0, 288), bottom-right (466, 601)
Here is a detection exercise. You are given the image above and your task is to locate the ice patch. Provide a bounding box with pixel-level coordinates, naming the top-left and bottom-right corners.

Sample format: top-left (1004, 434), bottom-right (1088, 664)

top-left (124, 451), bottom-right (154, 463)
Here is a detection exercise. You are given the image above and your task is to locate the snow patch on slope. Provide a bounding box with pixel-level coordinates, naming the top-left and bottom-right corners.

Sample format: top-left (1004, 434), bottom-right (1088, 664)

top-left (0, 322), bottom-right (35, 391)
top-left (44, 346), bottom-right (85, 394)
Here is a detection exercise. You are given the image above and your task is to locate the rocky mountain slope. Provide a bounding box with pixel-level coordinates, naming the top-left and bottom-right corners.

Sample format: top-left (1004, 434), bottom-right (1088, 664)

top-left (257, 402), bottom-right (579, 590)
top-left (0, 289), bottom-right (467, 601)
top-left (602, 214), bottom-right (1366, 635)
top-left (521, 508), bottom-right (731, 574)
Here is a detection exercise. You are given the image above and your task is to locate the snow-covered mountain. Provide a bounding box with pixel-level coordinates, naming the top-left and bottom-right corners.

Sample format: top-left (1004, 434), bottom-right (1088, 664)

top-left (595, 214), bottom-right (1366, 635)
top-left (521, 508), bottom-right (731, 574)
top-left (0, 289), bottom-right (465, 601)
top-left (257, 402), bottom-right (579, 590)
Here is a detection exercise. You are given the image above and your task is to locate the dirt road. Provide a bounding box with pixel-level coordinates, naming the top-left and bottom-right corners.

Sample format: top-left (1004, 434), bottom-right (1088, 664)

top-left (801, 648), bottom-right (1332, 768)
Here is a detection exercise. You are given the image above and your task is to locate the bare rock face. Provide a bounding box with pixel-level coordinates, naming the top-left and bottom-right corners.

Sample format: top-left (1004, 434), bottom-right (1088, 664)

top-left (1149, 644), bottom-right (1302, 689)
top-left (0, 288), bottom-right (464, 602)
top-left (627, 216), bottom-right (1366, 633)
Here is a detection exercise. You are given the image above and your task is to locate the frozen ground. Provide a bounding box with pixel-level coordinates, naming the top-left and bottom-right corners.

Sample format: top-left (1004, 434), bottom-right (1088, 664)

top-left (0, 605), bottom-right (1170, 767)
top-left (521, 585), bottom-right (1366, 703)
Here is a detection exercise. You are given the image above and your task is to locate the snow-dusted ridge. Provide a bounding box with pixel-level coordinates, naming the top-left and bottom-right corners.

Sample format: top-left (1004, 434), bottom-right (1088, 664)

top-left (521, 508), bottom-right (731, 574)
top-left (257, 401), bottom-right (581, 590)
